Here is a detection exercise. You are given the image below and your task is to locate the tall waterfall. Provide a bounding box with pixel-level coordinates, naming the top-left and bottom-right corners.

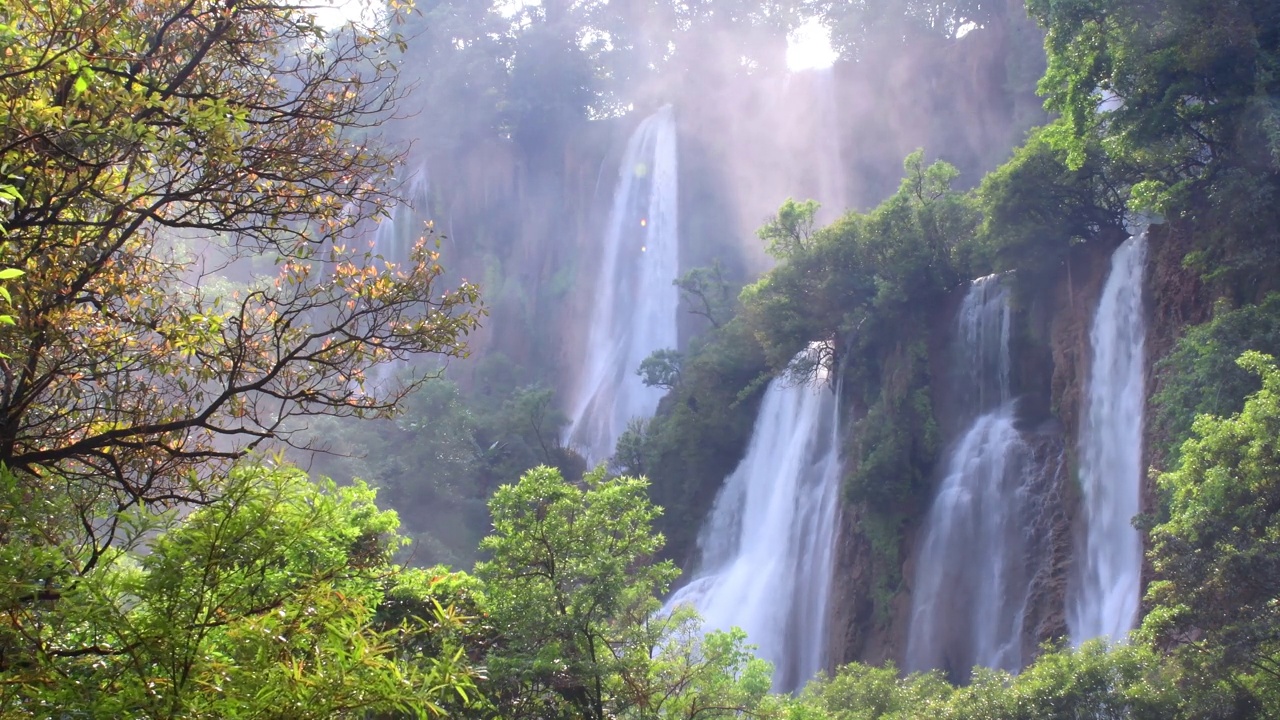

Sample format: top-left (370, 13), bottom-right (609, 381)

top-left (811, 68), bottom-right (848, 221)
top-left (565, 106), bottom-right (679, 463)
top-left (663, 356), bottom-right (842, 692)
top-left (372, 169), bottom-right (432, 265)
top-left (1068, 232), bottom-right (1148, 644)
top-left (907, 275), bottom-right (1042, 679)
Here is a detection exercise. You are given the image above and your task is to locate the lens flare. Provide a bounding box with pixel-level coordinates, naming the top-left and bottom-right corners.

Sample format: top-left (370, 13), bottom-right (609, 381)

top-left (640, 218), bottom-right (647, 227)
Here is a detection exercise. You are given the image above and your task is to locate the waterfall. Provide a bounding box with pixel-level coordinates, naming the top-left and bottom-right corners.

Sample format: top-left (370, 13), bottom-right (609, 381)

top-left (811, 68), bottom-right (847, 221)
top-left (663, 352), bottom-right (842, 692)
top-left (565, 106), bottom-right (679, 463)
top-left (1068, 232), bottom-right (1148, 645)
top-left (906, 274), bottom-right (1043, 679)
top-left (372, 168), bottom-right (433, 265)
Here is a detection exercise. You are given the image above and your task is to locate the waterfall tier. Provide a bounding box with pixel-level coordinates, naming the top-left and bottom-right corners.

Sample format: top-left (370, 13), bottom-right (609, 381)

top-left (663, 354), bottom-right (842, 691)
top-left (565, 106), bottom-right (680, 463)
top-left (1068, 232), bottom-right (1148, 644)
top-left (906, 274), bottom-right (1052, 680)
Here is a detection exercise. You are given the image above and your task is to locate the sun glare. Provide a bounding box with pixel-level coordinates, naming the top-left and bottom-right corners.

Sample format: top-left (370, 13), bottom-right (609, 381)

top-left (786, 18), bottom-right (837, 72)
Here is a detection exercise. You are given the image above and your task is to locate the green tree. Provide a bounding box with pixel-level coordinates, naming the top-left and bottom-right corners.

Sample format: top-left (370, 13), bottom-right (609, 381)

top-left (1027, 0), bottom-right (1280, 287)
top-left (1146, 351), bottom-right (1280, 716)
top-left (784, 643), bottom-right (1177, 720)
top-left (629, 614), bottom-right (777, 719)
top-left (475, 465), bottom-right (679, 719)
top-left (0, 0), bottom-right (482, 530)
top-left (1030, 0), bottom-right (1280, 182)
top-left (675, 261), bottom-right (733, 330)
top-left (1152, 295), bottom-right (1280, 459)
top-left (0, 462), bottom-right (480, 717)
top-left (473, 464), bottom-right (777, 720)
top-left (638, 348), bottom-right (684, 391)
top-left (299, 375), bottom-right (492, 568)
top-left (973, 123), bottom-right (1129, 293)
top-left (611, 417), bottom-right (655, 477)
top-left (757, 198), bottom-right (820, 261)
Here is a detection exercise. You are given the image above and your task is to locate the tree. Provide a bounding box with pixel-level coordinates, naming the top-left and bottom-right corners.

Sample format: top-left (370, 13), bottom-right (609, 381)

top-left (298, 375), bottom-right (492, 569)
top-left (638, 348), bottom-right (684, 391)
top-left (610, 417), bottom-right (653, 477)
top-left (757, 198), bottom-right (820, 260)
top-left (822, 0), bottom-right (1003, 59)
top-left (1029, 0), bottom-right (1280, 181)
top-left (1027, 0), bottom-right (1280, 286)
top-left (1146, 351), bottom-right (1280, 716)
top-left (675, 261), bottom-right (733, 330)
top-left (627, 613), bottom-right (777, 720)
top-left (473, 465), bottom-right (779, 720)
top-left (972, 123), bottom-right (1129, 296)
top-left (1152, 295), bottom-right (1280, 460)
top-left (475, 465), bottom-right (678, 720)
top-left (0, 462), bottom-right (480, 717)
top-left (0, 0), bottom-right (482, 541)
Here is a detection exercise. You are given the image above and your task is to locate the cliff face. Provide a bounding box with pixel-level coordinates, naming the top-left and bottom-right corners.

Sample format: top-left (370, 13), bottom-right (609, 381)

top-left (826, 229), bottom-right (1191, 671)
top-left (1142, 222), bottom-right (1212, 473)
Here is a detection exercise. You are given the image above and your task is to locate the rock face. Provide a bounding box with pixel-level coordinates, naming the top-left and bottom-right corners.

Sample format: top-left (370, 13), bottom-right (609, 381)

top-left (1142, 223), bottom-right (1211, 471)
top-left (826, 504), bottom-right (881, 668)
top-left (827, 232), bottom-right (1151, 672)
top-left (827, 223), bottom-right (1226, 673)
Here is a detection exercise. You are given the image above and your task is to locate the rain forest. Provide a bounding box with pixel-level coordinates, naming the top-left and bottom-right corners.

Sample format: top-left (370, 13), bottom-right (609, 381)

top-left (1, 0), bottom-right (1278, 717)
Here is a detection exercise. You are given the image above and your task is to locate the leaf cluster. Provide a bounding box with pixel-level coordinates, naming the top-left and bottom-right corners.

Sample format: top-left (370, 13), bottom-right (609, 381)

top-left (1146, 352), bottom-right (1280, 717)
top-left (0, 0), bottom-right (484, 519)
top-left (0, 462), bottom-right (481, 718)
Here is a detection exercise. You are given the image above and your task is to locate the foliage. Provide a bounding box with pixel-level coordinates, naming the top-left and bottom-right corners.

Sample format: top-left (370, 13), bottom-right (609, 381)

top-left (0, 0), bottom-right (482, 526)
top-left (637, 614), bottom-right (778, 719)
top-left (742, 153), bottom-right (975, 375)
top-left (1146, 352), bottom-right (1280, 717)
top-left (786, 642), bottom-right (1177, 720)
top-left (1152, 295), bottom-right (1280, 460)
top-left (758, 199), bottom-right (820, 260)
top-left (0, 462), bottom-right (480, 718)
top-left (1030, 0), bottom-right (1280, 182)
top-left (611, 417), bottom-right (655, 478)
top-left (298, 372), bottom-right (582, 568)
top-left (1027, 0), bottom-right (1280, 287)
top-left (675, 261), bottom-right (734, 330)
top-left (822, 0), bottom-right (1003, 59)
top-left (475, 465), bottom-right (677, 719)
top-left (472, 464), bottom-right (783, 720)
top-left (638, 348), bottom-right (685, 391)
top-left (628, 316), bottom-right (770, 561)
top-left (300, 375), bottom-right (490, 568)
top-left (846, 341), bottom-right (938, 512)
top-left (858, 510), bottom-right (907, 628)
top-left (973, 123), bottom-right (1129, 295)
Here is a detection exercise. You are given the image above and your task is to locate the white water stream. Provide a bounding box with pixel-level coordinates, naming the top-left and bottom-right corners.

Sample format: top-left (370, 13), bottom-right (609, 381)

top-left (663, 355), bottom-right (842, 691)
top-left (565, 106), bottom-right (679, 463)
top-left (372, 168), bottom-right (433, 265)
top-left (1068, 232), bottom-right (1148, 645)
top-left (906, 275), bottom-right (1040, 678)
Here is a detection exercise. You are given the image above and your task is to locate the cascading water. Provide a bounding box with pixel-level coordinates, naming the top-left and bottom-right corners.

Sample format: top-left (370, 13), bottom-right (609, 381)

top-left (565, 106), bottom-right (679, 463)
top-left (811, 68), bottom-right (848, 221)
top-left (662, 353), bottom-right (842, 692)
top-left (906, 275), bottom-right (1042, 679)
top-left (1068, 232), bottom-right (1148, 645)
top-left (372, 169), bottom-right (433, 265)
